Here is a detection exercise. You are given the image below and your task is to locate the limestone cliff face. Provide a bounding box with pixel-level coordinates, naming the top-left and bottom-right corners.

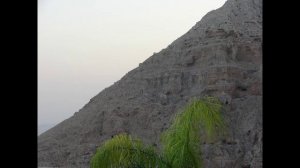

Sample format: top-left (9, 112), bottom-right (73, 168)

top-left (38, 0), bottom-right (262, 167)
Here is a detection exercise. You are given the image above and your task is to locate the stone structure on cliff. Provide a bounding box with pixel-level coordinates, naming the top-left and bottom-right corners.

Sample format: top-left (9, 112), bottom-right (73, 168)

top-left (38, 0), bottom-right (262, 167)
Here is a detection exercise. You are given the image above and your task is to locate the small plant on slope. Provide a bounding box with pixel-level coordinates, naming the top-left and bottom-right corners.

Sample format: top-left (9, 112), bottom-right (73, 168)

top-left (90, 96), bottom-right (226, 168)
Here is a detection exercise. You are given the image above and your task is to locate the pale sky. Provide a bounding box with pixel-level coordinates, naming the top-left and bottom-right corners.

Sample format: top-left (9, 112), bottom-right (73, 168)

top-left (38, 0), bottom-right (226, 130)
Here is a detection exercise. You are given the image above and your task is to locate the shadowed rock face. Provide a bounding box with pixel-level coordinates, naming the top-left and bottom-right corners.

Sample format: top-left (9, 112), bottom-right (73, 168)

top-left (38, 0), bottom-right (262, 167)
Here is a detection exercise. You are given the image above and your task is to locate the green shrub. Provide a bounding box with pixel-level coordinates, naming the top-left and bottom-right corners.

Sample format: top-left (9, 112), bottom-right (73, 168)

top-left (90, 96), bottom-right (226, 168)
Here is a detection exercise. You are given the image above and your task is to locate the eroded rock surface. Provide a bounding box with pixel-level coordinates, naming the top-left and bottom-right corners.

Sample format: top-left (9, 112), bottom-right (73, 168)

top-left (38, 0), bottom-right (262, 167)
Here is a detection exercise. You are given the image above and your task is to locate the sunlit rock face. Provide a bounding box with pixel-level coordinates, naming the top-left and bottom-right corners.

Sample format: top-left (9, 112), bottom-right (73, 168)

top-left (38, 0), bottom-right (262, 167)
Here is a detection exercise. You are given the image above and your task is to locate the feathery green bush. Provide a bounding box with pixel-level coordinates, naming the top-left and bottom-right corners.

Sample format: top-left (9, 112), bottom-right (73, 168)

top-left (90, 96), bottom-right (226, 168)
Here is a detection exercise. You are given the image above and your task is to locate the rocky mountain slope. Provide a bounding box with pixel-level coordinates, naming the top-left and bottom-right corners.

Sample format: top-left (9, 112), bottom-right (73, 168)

top-left (38, 0), bottom-right (262, 167)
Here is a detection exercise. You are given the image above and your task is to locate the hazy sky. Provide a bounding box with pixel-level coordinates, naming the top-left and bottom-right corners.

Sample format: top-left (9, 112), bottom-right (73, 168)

top-left (38, 0), bottom-right (226, 128)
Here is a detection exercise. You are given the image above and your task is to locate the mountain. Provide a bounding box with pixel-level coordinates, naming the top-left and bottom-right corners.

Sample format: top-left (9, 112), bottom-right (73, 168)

top-left (38, 0), bottom-right (262, 167)
top-left (38, 123), bottom-right (56, 135)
